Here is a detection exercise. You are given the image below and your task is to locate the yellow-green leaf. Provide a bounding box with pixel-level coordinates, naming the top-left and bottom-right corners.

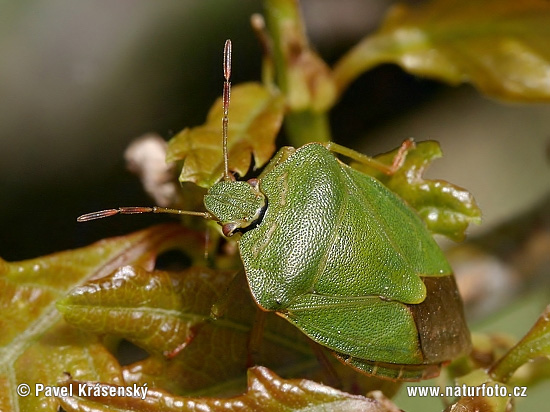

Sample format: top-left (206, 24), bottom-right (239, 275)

top-left (447, 369), bottom-right (513, 412)
top-left (333, 0), bottom-right (550, 102)
top-left (0, 224), bottom-right (200, 411)
top-left (351, 141), bottom-right (481, 241)
top-left (489, 304), bottom-right (550, 383)
top-left (10, 323), bottom-right (123, 412)
top-left (442, 307), bottom-right (550, 411)
top-left (166, 82), bottom-right (284, 188)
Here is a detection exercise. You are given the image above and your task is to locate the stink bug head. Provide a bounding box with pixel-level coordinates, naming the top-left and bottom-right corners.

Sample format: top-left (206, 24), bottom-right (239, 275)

top-left (76, 39), bottom-right (267, 239)
top-left (204, 179), bottom-right (266, 237)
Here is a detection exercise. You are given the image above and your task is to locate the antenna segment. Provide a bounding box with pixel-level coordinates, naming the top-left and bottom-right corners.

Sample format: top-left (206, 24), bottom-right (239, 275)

top-left (77, 207), bottom-right (211, 222)
top-left (222, 39), bottom-right (232, 181)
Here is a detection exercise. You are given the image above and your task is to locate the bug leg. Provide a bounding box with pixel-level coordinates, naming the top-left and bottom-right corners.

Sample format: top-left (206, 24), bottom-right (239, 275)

top-left (323, 138), bottom-right (415, 176)
top-left (306, 340), bottom-right (341, 389)
top-left (247, 308), bottom-right (266, 368)
top-left (210, 270), bottom-right (245, 319)
top-left (210, 270), bottom-right (267, 367)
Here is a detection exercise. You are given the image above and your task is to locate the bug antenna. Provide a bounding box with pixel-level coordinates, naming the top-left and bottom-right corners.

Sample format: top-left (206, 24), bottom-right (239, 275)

top-left (76, 207), bottom-right (212, 222)
top-left (77, 44), bottom-right (236, 224)
top-left (222, 39), bottom-right (232, 181)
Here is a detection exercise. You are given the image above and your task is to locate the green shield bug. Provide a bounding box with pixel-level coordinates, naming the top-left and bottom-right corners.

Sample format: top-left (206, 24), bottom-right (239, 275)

top-left (78, 40), bottom-right (471, 381)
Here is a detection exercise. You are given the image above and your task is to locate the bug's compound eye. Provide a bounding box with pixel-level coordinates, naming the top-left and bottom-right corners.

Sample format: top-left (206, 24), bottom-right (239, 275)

top-left (222, 222), bottom-right (238, 237)
top-left (247, 178), bottom-right (259, 189)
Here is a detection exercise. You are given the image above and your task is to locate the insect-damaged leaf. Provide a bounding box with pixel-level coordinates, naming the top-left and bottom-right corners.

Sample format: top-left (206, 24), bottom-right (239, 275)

top-left (333, 0), bottom-right (550, 102)
top-left (121, 326), bottom-right (400, 400)
top-left (166, 82), bottom-right (285, 188)
top-left (118, 270), bottom-right (315, 396)
top-left (57, 266), bottom-right (232, 358)
top-left (0, 224), bottom-right (200, 412)
top-left (352, 141), bottom-right (481, 241)
top-left (58, 366), bottom-right (397, 412)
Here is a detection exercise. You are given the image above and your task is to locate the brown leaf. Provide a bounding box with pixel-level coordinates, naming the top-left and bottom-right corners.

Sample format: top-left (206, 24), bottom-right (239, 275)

top-left (58, 266), bottom-right (233, 358)
top-left (0, 224), bottom-right (201, 411)
top-left (119, 271), bottom-right (317, 396)
top-left (117, 271), bottom-right (393, 398)
top-left (58, 366), bottom-right (396, 412)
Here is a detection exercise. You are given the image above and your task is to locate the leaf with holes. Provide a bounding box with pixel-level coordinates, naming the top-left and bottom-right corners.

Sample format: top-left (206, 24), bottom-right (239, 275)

top-left (60, 264), bottom-right (394, 398)
top-left (57, 266), bottom-right (234, 358)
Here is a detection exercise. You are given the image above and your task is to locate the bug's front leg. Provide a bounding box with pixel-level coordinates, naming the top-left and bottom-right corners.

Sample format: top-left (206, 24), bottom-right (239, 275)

top-left (210, 270), bottom-right (246, 320)
top-left (323, 138), bottom-right (415, 175)
top-left (209, 270), bottom-right (267, 367)
top-left (247, 308), bottom-right (267, 368)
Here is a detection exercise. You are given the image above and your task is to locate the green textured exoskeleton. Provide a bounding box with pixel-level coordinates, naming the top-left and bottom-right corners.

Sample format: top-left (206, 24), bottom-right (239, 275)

top-left (204, 142), bottom-right (471, 380)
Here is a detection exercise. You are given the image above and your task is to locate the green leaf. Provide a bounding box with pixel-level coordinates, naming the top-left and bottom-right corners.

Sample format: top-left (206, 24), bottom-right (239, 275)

top-left (489, 304), bottom-right (550, 383)
top-left (58, 366), bottom-right (396, 412)
top-left (351, 140), bottom-right (481, 241)
top-left (441, 306), bottom-right (550, 411)
top-left (166, 82), bottom-right (284, 188)
top-left (0, 224), bottom-right (198, 411)
top-left (333, 0), bottom-right (550, 102)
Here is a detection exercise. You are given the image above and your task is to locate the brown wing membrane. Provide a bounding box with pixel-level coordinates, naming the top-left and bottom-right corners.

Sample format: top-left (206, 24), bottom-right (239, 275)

top-left (410, 275), bottom-right (471, 363)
